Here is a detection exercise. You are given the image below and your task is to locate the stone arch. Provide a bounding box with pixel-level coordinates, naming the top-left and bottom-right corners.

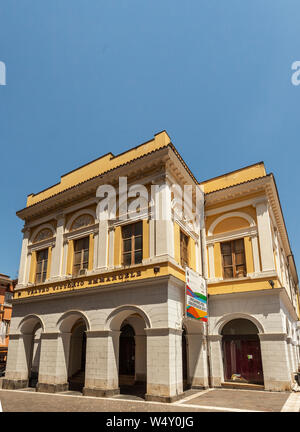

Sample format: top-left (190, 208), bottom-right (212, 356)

top-left (30, 224), bottom-right (55, 244)
top-left (105, 305), bottom-right (151, 331)
top-left (56, 310), bottom-right (91, 333)
top-left (208, 212), bottom-right (256, 236)
top-left (219, 315), bottom-right (265, 385)
top-left (214, 313), bottom-right (265, 336)
top-left (66, 209), bottom-right (96, 233)
top-left (17, 314), bottom-right (45, 334)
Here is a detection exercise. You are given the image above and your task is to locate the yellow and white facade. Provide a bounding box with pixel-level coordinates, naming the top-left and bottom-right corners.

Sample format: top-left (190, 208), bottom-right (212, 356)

top-left (1, 131), bottom-right (299, 399)
top-left (202, 163), bottom-right (300, 391)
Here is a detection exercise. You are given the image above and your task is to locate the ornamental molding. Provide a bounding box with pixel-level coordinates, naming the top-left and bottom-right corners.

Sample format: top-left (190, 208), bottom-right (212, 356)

top-left (174, 217), bottom-right (199, 241)
top-left (207, 211), bottom-right (256, 236)
top-left (205, 197), bottom-right (264, 216)
top-left (28, 239), bottom-right (56, 252)
top-left (66, 209), bottom-right (96, 232)
top-left (30, 223), bottom-right (56, 244)
top-left (206, 226), bottom-right (257, 245)
top-left (63, 223), bottom-right (99, 242)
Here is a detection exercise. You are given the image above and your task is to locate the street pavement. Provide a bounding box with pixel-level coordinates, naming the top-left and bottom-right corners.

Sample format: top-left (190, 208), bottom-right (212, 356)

top-left (0, 387), bottom-right (299, 412)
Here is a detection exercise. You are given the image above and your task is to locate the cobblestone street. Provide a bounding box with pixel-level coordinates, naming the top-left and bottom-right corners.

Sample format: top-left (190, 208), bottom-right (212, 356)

top-left (0, 388), bottom-right (299, 413)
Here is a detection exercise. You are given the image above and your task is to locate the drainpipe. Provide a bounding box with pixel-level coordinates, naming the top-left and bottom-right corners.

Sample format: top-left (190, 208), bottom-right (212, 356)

top-left (200, 223), bottom-right (212, 389)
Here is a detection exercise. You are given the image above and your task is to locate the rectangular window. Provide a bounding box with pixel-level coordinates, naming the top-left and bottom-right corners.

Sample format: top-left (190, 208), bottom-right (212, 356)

top-left (35, 248), bottom-right (49, 283)
top-left (4, 292), bottom-right (13, 306)
top-left (221, 239), bottom-right (246, 279)
top-left (73, 236), bottom-right (89, 276)
top-left (180, 230), bottom-right (189, 269)
top-left (122, 222), bottom-right (143, 266)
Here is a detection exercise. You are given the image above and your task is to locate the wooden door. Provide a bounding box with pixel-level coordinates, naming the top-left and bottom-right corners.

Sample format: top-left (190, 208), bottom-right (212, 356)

top-left (119, 325), bottom-right (135, 376)
top-left (223, 336), bottom-right (264, 384)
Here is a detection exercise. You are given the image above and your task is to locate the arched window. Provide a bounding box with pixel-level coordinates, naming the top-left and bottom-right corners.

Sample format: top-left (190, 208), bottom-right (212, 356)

top-left (70, 214), bottom-right (94, 231)
top-left (33, 228), bottom-right (53, 243)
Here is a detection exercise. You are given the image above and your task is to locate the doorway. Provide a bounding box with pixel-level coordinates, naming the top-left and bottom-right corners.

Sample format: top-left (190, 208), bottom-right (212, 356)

top-left (119, 324), bottom-right (135, 385)
top-left (68, 320), bottom-right (87, 392)
top-left (222, 319), bottom-right (264, 385)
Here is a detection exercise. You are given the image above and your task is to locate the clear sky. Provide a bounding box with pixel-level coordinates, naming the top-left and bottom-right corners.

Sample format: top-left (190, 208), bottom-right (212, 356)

top-left (0, 1), bottom-right (299, 279)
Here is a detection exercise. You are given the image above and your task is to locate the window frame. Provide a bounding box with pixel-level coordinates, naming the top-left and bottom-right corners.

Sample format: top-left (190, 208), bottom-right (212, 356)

top-left (35, 248), bottom-right (49, 284)
top-left (221, 238), bottom-right (247, 279)
top-left (121, 221), bottom-right (143, 266)
top-left (72, 236), bottom-right (90, 276)
top-left (180, 229), bottom-right (189, 269)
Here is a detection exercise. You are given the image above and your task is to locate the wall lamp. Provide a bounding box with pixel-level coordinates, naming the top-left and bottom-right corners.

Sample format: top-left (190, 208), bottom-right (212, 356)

top-left (154, 266), bottom-right (160, 275)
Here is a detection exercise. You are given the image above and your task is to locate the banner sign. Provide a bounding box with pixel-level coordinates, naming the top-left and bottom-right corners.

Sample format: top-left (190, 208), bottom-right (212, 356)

top-left (185, 267), bottom-right (207, 322)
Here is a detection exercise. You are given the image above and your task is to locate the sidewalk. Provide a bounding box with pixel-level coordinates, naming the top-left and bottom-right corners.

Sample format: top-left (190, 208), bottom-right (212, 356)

top-left (0, 387), bottom-right (299, 412)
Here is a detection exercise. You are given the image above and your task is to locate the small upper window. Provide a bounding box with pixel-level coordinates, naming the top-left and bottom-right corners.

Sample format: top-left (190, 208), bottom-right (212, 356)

top-left (73, 236), bottom-right (89, 276)
top-left (221, 239), bottom-right (246, 279)
top-left (35, 248), bottom-right (49, 283)
top-left (122, 222), bottom-right (143, 266)
top-left (180, 230), bottom-right (189, 269)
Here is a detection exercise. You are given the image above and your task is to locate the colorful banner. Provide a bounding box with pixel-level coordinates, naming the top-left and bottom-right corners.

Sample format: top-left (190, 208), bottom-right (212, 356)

top-left (185, 267), bottom-right (207, 322)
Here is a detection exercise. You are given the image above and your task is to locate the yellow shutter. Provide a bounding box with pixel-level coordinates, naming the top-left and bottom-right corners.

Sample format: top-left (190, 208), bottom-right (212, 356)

top-left (29, 251), bottom-right (37, 283)
top-left (46, 246), bottom-right (52, 280)
top-left (142, 219), bottom-right (149, 260)
top-left (244, 237), bottom-right (254, 274)
top-left (88, 234), bottom-right (94, 271)
top-left (67, 240), bottom-right (74, 275)
top-left (214, 242), bottom-right (222, 278)
top-left (174, 222), bottom-right (180, 264)
top-left (188, 237), bottom-right (196, 271)
top-left (114, 226), bottom-right (122, 266)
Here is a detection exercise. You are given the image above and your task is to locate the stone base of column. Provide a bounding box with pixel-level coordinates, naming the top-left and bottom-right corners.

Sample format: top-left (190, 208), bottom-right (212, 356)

top-left (191, 385), bottom-right (209, 390)
top-left (36, 382), bottom-right (69, 393)
top-left (83, 387), bottom-right (120, 397)
top-left (145, 392), bottom-right (185, 403)
top-left (264, 380), bottom-right (291, 392)
top-left (1, 379), bottom-right (28, 390)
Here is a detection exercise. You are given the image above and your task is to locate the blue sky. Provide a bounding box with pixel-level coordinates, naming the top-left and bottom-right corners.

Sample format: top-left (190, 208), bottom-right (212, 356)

top-left (0, 1), bottom-right (299, 279)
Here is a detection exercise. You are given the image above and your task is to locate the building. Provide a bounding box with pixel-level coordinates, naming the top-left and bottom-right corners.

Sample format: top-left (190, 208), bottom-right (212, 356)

top-left (1, 131), bottom-right (299, 400)
top-left (0, 274), bottom-right (14, 370)
top-left (201, 163), bottom-right (300, 391)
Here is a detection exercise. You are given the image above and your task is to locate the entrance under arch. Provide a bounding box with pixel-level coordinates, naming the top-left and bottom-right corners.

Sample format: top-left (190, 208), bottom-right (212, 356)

top-left (68, 320), bottom-right (87, 392)
top-left (182, 328), bottom-right (189, 391)
top-left (221, 318), bottom-right (264, 385)
top-left (28, 323), bottom-right (42, 388)
top-left (119, 324), bottom-right (135, 383)
top-left (117, 314), bottom-right (147, 398)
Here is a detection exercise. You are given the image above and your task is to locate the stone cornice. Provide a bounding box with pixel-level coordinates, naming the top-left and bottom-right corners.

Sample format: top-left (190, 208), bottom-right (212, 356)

top-left (16, 147), bottom-right (171, 221)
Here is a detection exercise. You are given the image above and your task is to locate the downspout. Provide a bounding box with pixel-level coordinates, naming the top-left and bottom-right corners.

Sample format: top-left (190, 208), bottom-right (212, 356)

top-left (200, 212), bottom-right (212, 389)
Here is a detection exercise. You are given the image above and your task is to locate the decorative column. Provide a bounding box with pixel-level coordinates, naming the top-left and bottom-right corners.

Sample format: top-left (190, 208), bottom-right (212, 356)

top-left (97, 216), bottom-right (109, 270)
top-left (250, 234), bottom-right (261, 274)
top-left (254, 200), bottom-right (275, 272)
top-left (154, 182), bottom-right (174, 259)
top-left (186, 333), bottom-right (209, 388)
top-left (50, 214), bottom-right (65, 280)
top-left (17, 228), bottom-right (31, 286)
top-left (108, 227), bottom-right (115, 269)
top-left (37, 332), bottom-right (70, 393)
top-left (259, 333), bottom-right (292, 391)
top-left (61, 239), bottom-right (68, 276)
top-left (83, 330), bottom-right (120, 397)
top-left (2, 333), bottom-right (32, 389)
top-left (208, 334), bottom-right (223, 387)
top-left (145, 327), bottom-right (183, 403)
top-left (208, 244), bottom-right (215, 279)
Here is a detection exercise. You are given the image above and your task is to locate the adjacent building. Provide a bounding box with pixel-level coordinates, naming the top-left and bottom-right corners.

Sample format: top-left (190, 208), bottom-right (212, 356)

top-left (0, 274), bottom-right (14, 370)
top-left (1, 131), bottom-right (299, 400)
